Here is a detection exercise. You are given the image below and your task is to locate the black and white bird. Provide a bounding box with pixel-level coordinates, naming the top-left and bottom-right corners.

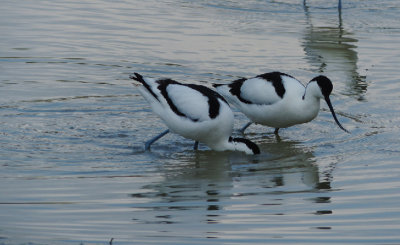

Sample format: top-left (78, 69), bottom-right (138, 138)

top-left (213, 72), bottom-right (349, 134)
top-left (130, 73), bottom-right (260, 155)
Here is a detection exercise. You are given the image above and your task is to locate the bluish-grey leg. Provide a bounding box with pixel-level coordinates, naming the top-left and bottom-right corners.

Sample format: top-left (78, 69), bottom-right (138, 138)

top-left (274, 128), bottom-right (281, 142)
top-left (338, 0), bottom-right (342, 9)
top-left (193, 141), bottom-right (199, 150)
top-left (239, 122), bottom-right (253, 133)
top-left (145, 129), bottom-right (169, 151)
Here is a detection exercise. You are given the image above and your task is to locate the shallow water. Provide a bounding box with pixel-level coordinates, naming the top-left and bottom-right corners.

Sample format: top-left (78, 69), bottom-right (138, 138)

top-left (1, 0), bottom-right (400, 244)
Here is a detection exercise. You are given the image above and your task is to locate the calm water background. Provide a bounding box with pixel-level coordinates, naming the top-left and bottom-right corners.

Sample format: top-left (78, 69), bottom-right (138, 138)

top-left (1, 0), bottom-right (400, 244)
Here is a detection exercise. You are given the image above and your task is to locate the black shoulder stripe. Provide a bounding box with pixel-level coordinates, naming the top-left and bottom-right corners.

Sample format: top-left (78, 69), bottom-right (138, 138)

top-left (157, 79), bottom-right (191, 120)
top-left (186, 84), bottom-right (226, 119)
top-left (228, 78), bottom-right (252, 104)
top-left (158, 80), bottom-right (223, 122)
top-left (256, 72), bottom-right (288, 98)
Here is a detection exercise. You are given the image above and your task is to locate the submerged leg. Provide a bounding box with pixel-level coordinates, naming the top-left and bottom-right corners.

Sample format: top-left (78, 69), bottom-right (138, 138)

top-left (145, 129), bottom-right (169, 151)
top-left (273, 128), bottom-right (281, 142)
top-left (239, 122), bottom-right (253, 133)
top-left (193, 141), bottom-right (199, 150)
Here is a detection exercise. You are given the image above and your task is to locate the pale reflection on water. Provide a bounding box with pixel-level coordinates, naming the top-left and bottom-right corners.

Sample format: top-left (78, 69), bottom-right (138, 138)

top-left (129, 140), bottom-right (331, 240)
top-left (2, 132), bottom-right (338, 243)
top-left (302, 3), bottom-right (367, 101)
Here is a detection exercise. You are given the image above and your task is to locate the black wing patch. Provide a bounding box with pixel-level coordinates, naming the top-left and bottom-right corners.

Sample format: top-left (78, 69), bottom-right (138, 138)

top-left (227, 72), bottom-right (290, 104)
top-left (228, 78), bottom-right (253, 104)
top-left (157, 79), bottom-right (224, 121)
top-left (186, 84), bottom-right (227, 119)
top-left (156, 79), bottom-right (191, 120)
top-left (256, 72), bottom-right (289, 98)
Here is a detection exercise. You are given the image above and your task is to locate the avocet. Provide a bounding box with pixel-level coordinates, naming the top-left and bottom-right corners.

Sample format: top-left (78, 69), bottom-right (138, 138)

top-left (130, 73), bottom-right (260, 155)
top-left (213, 72), bottom-right (349, 134)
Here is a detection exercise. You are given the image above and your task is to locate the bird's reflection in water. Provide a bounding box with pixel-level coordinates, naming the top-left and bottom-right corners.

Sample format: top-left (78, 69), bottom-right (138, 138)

top-left (302, 3), bottom-right (367, 101)
top-left (129, 137), bottom-right (334, 234)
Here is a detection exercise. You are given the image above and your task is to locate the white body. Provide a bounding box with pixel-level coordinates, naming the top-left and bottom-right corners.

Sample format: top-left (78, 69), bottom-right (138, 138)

top-left (216, 75), bottom-right (323, 129)
top-left (135, 75), bottom-right (259, 154)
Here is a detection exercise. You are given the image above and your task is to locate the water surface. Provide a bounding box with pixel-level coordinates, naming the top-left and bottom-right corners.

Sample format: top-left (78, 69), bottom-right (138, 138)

top-left (1, 0), bottom-right (400, 244)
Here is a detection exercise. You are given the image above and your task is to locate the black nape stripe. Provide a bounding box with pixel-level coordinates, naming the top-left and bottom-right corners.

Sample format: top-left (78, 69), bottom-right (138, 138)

top-left (311, 75), bottom-right (333, 97)
top-left (256, 72), bottom-right (289, 98)
top-left (130, 73), bottom-right (160, 101)
top-left (228, 78), bottom-right (253, 104)
top-left (229, 137), bottom-right (260, 155)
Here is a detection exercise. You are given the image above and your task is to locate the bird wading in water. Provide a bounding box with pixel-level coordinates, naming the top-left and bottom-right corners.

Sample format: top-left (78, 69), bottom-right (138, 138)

top-left (130, 73), bottom-right (260, 155)
top-left (213, 72), bottom-right (349, 134)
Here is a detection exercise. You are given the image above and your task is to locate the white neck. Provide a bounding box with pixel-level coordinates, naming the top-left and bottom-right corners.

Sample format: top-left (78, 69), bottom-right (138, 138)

top-left (299, 82), bottom-right (324, 120)
top-left (304, 81), bottom-right (324, 101)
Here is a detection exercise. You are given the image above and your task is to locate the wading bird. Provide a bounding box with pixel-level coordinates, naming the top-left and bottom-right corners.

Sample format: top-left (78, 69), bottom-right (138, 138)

top-left (130, 73), bottom-right (260, 155)
top-left (213, 71), bottom-right (349, 134)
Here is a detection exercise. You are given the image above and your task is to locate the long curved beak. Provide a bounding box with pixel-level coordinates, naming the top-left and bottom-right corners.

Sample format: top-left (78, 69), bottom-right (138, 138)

top-left (324, 96), bottom-right (350, 133)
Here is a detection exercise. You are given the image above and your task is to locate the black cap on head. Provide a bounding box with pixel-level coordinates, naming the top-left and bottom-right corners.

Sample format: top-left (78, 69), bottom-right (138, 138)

top-left (311, 75), bottom-right (333, 98)
top-left (311, 76), bottom-right (349, 133)
top-left (230, 137), bottom-right (261, 155)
